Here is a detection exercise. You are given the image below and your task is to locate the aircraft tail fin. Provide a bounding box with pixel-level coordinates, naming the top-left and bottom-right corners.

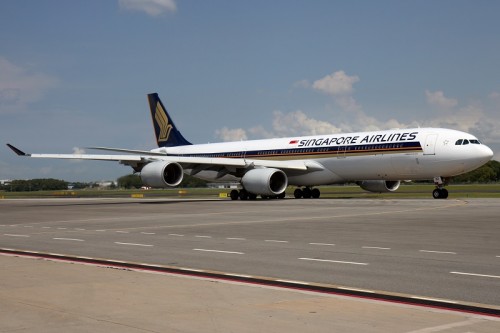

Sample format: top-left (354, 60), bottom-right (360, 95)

top-left (147, 93), bottom-right (192, 147)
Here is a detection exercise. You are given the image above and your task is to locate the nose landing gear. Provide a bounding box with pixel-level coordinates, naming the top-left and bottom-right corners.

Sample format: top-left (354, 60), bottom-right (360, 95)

top-left (432, 177), bottom-right (449, 199)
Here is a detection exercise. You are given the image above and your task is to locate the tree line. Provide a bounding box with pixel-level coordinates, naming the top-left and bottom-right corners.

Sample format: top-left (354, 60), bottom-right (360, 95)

top-left (2, 160), bottom-right (498, 192)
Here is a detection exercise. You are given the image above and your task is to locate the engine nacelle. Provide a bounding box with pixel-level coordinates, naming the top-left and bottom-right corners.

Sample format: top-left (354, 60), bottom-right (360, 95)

top-left (141, 161), bottom-right (184, 188)
top-left (241, 168), bottom-right (288, 196)
top-left (357, 180), bottom-right (401, 193)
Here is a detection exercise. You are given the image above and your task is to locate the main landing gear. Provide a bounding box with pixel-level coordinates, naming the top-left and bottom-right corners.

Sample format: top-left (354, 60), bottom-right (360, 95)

top-left (432, 176), bottom-right (449, 199)
top-left (293, 187), bottom-right (321, 199)
top-left (229, 189), bottom-right (285, 200)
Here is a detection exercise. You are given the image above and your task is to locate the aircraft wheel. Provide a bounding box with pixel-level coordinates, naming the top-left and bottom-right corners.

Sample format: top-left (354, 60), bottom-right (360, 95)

top-left (294, 188), bottom-right (303, 199)
top-left (302, 187), bottom-right (312, 199)
top-left (239, 189), bottom-right (249, 200)
top-left (248, 193), bottom-right (257, 200)
top-left (230, 189), bottom-right (239, 200)
top-left (432, 189), bottom-right (441, 199)
top-left (311, 188), bottom-right (321, 199)
top-left (278, 191), bottom-right (286, 199)
top-left (441, 188), bottom-right (449, 199)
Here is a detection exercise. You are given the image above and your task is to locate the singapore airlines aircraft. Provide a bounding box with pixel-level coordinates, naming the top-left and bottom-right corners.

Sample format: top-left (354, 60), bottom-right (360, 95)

top-left (7, 93), bottom-right (493, 200)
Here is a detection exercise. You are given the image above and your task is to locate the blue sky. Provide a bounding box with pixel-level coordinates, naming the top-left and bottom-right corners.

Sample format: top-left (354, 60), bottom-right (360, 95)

top-left (1, 0), bottom-right (499, 181)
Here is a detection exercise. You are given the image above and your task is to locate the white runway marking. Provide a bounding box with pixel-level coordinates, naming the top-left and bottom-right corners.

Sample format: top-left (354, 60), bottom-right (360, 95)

top-left (419, 250), bottom-right (456, 255)
top-left (309, 242), bottom-right (335, 246)
top-left (405, 318), bottom-right (483, 333)
top-left (226, 237), bottom-right (246, 240)
top-left (451, 271), bottom-right (500, 279)
top-left (193, 249), bottom-right (244, 255)
top-left (141, 232), bottom-right (156, 235)
top-left (299, 257), bottom-right (368, 265)
top-left (195, 235), bottom-right (212, 238)
top-left (114, 242), bottom-right (153, 247)
top-left (362, 246), bottom-right (391, 250)
top-left (265, 239), bottom-right (289, 243)
top-left (169, 234), bottom-right (184, 237)
top-left (3, 234), bottom-right (30, 237)
top-left (53, 238), bottom-right (84, 242)
top-left (115, 231), bottom-right (129, 233)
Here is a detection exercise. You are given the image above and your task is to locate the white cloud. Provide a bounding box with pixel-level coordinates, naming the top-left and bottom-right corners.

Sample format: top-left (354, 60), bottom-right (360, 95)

top-left (425, 90), bottom-right (458, 109)
top-left (215, 127), bottom-right (248, 141)
top-left (119, 0), bottom-right (177, 16)
top-left (312, 70), bottom-right (359, 96)
top-left (271, 110), bottom-right (343, 136)
top-left (0, 57), bottom-right (58, 113)
top-left (72, 147), bottom-right (86, 154)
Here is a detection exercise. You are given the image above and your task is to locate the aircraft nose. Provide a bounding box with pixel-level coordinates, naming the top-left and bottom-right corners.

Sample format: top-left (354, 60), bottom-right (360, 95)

top-left (481, 144), bottom-right (494, 161)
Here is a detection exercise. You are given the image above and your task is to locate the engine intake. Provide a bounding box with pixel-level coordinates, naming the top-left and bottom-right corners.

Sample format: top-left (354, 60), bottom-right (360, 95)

top-left (141, 161), bottom-right (184, 188)
top-left (357, 180), bottom-right (401, 193)
top-left (241, 168), bottom-right (288, 196)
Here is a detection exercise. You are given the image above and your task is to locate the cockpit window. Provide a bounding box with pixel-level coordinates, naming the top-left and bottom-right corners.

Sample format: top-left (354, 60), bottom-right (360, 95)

top-left (456, 138), bottom-right (481, 145)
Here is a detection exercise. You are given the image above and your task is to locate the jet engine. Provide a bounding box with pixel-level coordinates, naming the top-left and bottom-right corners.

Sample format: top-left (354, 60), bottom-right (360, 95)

top-left (141, 161), bottom-right (184, 188)
top-left (357, 180), bottom-right (401, 193)
top-left (241, 168), bottom-right (288, 196)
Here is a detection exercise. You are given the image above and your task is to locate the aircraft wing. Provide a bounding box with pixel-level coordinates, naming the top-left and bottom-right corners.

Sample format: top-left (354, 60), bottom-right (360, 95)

top-left (6, 144), bottom-right (319, 172)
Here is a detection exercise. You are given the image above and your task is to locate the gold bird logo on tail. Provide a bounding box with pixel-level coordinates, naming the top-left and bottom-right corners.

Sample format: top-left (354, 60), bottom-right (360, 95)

top-left (155, 102), bottom-right (173, 142)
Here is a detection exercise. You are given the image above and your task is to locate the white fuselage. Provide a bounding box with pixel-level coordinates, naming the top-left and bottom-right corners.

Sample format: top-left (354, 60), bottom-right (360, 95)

top-left (152, 127), bottom-right (493, 186)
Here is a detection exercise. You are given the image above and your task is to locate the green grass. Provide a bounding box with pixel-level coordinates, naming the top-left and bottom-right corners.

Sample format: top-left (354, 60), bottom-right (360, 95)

top-left (1, 184), bottom-right (499, 199)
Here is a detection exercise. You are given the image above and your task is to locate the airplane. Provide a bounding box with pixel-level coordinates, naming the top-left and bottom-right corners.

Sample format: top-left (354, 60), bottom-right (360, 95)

top-left (7, 93), bottom-right (494, 200)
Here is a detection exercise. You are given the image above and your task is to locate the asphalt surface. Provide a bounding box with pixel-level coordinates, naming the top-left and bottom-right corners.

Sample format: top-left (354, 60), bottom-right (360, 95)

top-left (1, 197), bottom-right (499, 306)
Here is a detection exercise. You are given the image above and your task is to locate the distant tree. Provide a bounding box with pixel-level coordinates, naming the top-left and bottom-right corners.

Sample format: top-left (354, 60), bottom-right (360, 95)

top-left (180, 174), bottom-right (208, 188)
top-left (6, 179), bottom-right (68, 192)
top-left (453, 160), bottom-right (499, 183)
top-left (117, 174), bottom-right (143, 189)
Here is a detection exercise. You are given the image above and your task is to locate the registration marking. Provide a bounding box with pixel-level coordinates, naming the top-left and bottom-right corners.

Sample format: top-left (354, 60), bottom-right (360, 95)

top-left (299, 257), bottom-right (368, 265)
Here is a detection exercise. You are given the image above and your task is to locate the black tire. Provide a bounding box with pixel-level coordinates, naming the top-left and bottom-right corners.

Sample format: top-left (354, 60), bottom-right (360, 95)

top-left (248, 193), bottom-right (257, 200)
top-left (230, 189), bottom-right (239, 200)
top-left (302, 187), bottom-right (312, 199)
top-left (239, 189), bottom-right (248, 200)
top-left (278, 191), bottom-right (286, 199)
top-left (311, 188), bottom-right (320, 199)
top-left (432, 189), bottom-right (442, 199)
top-left (294, 188), bottom-right (303, 199)
top-left (441, 188), bottom-right (449, 199)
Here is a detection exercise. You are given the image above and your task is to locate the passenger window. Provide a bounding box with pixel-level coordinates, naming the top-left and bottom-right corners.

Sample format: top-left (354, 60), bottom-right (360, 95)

top-left (455, 139), bottom-right (463, 145)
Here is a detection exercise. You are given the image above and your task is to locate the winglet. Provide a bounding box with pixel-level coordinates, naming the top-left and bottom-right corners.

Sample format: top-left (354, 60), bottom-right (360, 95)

top-left (6, 144), bottom-right (30, 156)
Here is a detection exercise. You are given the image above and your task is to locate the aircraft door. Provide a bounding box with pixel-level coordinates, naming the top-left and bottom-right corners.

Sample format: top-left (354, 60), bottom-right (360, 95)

top-left (337, 145), bottom-right (347, 158)
top-left (423, 134), bottom-right (438, 155)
